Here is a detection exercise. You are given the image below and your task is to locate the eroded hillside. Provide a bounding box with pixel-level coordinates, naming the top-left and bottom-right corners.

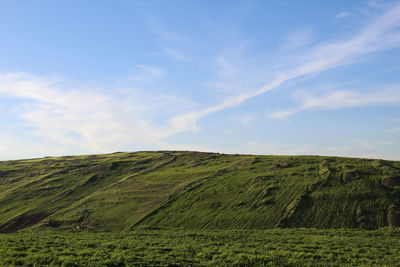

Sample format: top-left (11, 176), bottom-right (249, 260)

top-left (0, 151), bottom-right (399, 233)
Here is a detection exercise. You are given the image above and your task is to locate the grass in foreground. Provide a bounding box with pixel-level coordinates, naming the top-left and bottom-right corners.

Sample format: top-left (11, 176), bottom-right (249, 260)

top-left (1, 228), bottom-right (400, 266)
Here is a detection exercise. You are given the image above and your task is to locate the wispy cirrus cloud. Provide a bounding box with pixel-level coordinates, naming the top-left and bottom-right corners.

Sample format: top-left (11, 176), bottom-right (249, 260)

top-left (147, 20), bottom-right (192, 62)
top-left (207, 47), bottom-right (265, 95)
top-left (168, 2), bottom-right (400, 133)
top-left (237, 115), bottom-right (255, 125)
top-left (270, 86), bottom-right (400, 119)
top-left (388, 127), bottom-right (400, 133)
top-left (283, 28), bottom-right (315, 50)
top-left (335, 12), bottom-right (350, 18)
top-left (162, 47), bottom-right (189, 61)
top-left (0, 72), bottom-right (206, 159)
top-left (129, 64), bottom-right (166, 82)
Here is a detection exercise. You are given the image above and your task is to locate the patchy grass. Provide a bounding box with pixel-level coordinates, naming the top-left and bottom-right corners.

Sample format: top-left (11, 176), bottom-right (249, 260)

top-left (1, 228), bottom-right (400, 266)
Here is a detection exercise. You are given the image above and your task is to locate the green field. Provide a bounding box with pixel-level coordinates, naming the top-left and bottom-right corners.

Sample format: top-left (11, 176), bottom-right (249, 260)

top-left (1, 228), bottom-right (400, 266)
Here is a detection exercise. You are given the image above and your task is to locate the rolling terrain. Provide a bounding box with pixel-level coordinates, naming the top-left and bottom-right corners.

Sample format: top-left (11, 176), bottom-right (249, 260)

top-left (0, 151), bottom-right (399, 233)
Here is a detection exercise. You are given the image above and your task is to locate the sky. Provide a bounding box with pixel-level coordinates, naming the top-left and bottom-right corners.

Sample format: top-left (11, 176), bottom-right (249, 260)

top-left (0, 0), bottom-right (400, 160)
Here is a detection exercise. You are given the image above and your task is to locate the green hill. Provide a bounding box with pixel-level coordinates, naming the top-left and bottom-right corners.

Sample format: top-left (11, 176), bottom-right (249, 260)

top-left (0, 151), bottom-right (399, 233)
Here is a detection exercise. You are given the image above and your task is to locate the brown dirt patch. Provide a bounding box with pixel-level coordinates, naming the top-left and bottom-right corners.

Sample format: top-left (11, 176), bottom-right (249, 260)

top-left (184, 152), bottom-right (215, 158)
top-left (382, 177), bottom-right (400, 186)
top-left (89, 164), bottom-right (111, 173)
top-left (0, 213), bottom-right (51, 233)
top-left (388, 206), bottom-right (400, 227)
top-left (80, 221), bottom-right (96, 229)
top-left (342, 171), bottom-right (360, 182)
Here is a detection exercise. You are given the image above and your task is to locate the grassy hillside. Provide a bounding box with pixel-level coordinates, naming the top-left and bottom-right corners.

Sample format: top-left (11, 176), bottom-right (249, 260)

top-left (0, 151), bottom-right (399, 233)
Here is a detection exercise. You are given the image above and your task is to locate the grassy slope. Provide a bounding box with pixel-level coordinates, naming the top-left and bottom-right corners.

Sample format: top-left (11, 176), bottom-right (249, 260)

top-left (0, 151), bottom-right (399, 232)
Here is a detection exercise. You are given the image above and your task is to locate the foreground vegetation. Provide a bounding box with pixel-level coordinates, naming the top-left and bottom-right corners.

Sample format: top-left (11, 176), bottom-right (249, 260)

top-left (1, 151), bottom-right (400, 232)
top-left (1, 228), bottom-right (400, 266)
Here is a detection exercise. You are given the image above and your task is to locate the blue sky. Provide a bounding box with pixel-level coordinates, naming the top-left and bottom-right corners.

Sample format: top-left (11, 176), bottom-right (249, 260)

top-left (0, 0), bottom-right (400, 160)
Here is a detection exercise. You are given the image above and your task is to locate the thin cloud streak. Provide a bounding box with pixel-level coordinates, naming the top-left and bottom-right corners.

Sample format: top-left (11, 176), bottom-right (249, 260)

top-left (169, 3), bottom-right (400, 132)
top-left (283, 28), bottom-right (314, 50)
top-left (388, 127), bottom-right (400, 133)
top-left (270, 86), bottom-right (400, 119)
top-left (336, 12), bottom-right (350, 18)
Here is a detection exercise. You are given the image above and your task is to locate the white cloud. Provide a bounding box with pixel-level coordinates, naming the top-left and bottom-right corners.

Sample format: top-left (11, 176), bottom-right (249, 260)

top-left (162, 47), bottom-right (189, 61)
top-left (167, 3), bottom-right (400, 131)
top-left (336, 12), bottom-right (350, 18)
top-left (206, 46), bottom-right (264, 95)
top-left (381, 140), bottom-right (398, 145)
top-left (388, 127), bottom-right (400, 133)
top-left (270, 86), bottom-right (400, 119)
top-left (0, 72), bottom-right (201, 159)
top-left (149, 22), bottom-right (190, 62)
top-left (236, 0), bottom-right (255, 14)
top-left (283, 28), bottom-right (315, 50)
top-left (237, 115), bottom-right (255, 125)
top-left (129, 64), bottom-right (166, 82)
